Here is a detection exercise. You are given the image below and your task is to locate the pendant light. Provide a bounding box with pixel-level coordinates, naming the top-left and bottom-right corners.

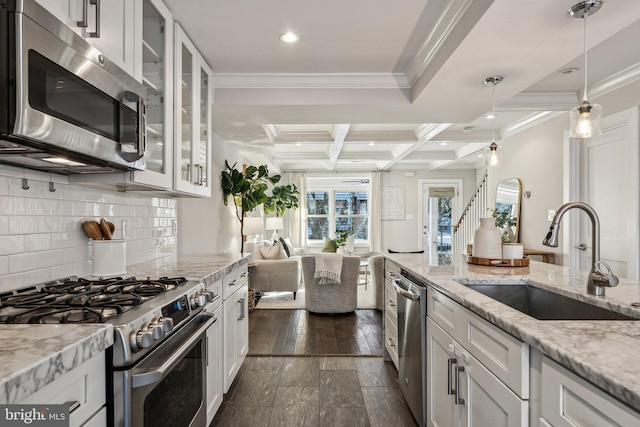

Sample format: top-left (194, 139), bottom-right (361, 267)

top-left (483, 76), bottom-right (503, 167)
top-left (569, 0), bottom-right (603, 139)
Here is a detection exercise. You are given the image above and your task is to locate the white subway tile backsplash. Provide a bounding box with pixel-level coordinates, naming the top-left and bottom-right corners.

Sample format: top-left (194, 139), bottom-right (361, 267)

top-left (0, 256), bottom-right (8, 275)
top-left (0, 173), bottom-right (177, 290)
top-left (38, 250), bottom-right (64, 268)
top-left (9, 252), bottom-right (39, 273)
top-left (24, 234), bottom-right (52, 251)
top-left (0, 235), bottom-right (24, 256)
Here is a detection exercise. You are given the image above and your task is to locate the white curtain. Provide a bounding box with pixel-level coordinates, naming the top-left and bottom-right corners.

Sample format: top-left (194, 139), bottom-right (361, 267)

top-left (287, 172), bottom-right (307, 249)
top-left (370, 171), bottom-right (382, 253)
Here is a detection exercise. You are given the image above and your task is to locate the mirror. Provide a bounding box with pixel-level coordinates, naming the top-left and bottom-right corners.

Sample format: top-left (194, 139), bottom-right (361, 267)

top-left (494, 178), bottom-right (522, 243)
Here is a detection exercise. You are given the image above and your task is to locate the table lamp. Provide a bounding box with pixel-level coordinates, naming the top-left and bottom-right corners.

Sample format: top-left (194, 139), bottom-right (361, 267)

top-left (265, 216), bottom-right (284, 241)
top-left (243, 216), bottom-right (264, 254)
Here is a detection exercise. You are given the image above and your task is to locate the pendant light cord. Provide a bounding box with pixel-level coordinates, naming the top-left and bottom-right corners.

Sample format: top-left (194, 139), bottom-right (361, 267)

top-left (491, 81), bottom-right (496, 142)
top-left (582, 13), bottom-right (588, 102)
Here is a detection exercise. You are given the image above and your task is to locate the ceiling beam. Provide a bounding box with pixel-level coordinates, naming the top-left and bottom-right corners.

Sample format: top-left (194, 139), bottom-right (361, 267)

top-left (327, 124), bottom-right (350, 170)
top-left (380, 123), bottom-right (450, 169)
top-left (430, 142), bottom-right (486, 170)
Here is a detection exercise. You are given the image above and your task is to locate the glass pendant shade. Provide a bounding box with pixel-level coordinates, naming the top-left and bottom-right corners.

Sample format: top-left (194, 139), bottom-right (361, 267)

top-left (484, 142), bottom-right (502, 167)
top-left (569, 100), bottom-right (601, 138)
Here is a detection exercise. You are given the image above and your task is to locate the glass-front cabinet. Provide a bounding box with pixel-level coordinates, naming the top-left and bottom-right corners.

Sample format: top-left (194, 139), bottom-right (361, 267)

top-left (174, 24), bottom-right (212, 197)
top-left (134, 0), bottom-right (174, 189)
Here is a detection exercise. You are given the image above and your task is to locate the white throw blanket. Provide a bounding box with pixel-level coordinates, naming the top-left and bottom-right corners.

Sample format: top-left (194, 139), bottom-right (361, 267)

top-left (314, 253), bottom-right (343, 284)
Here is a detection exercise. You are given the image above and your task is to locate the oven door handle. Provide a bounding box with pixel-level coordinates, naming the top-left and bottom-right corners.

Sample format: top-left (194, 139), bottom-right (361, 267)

top-left (131, 313), bottom-right (215, 389)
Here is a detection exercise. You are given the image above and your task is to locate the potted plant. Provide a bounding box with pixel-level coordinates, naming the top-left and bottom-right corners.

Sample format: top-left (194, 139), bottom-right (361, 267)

top-left (221, 161), bottom-right (280, 252)
top-left (335, 229), bottom-right (349, 249)
top-left (487, 208), bottom-right (517, 243)
top-left (264, 183), bottom-right (300, 217)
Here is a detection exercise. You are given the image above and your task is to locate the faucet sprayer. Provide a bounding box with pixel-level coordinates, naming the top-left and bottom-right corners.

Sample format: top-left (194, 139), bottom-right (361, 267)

top-left (542, 201), bottom-right (619, 296)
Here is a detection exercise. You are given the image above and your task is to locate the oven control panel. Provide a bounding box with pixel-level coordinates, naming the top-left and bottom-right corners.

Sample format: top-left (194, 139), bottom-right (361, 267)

top-left (129, 295), bottom-right (190, 352)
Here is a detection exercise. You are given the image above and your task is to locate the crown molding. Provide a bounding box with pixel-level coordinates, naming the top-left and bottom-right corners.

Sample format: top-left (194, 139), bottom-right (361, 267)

top-left (214, 73), bottom-right (410, 89)
top-left (500, 92), bottom-right (578, 111)
top-left (590, 61), bottom-right (640, 100)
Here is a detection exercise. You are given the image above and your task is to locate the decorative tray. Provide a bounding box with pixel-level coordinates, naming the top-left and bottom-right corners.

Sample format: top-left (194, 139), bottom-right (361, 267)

top-left (465, 254), bottom-right (530, 267)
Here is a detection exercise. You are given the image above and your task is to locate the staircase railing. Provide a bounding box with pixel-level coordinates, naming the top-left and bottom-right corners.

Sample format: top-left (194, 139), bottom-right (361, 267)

top-left (453, 171), bottom-right (488, 255)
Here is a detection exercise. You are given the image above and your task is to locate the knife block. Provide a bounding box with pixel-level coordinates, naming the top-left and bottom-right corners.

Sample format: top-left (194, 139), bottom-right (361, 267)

top-left (92, 239), bottom-right (126, 276)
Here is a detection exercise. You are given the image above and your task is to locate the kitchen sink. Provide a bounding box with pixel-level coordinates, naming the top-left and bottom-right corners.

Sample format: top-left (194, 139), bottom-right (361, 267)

top-left (460, 283), bottom-right (638, 321)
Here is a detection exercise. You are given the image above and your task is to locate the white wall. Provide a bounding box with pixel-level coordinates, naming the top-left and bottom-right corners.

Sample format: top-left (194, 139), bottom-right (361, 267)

top-left (0, 169), bottom-right (177, 293)
top-left (486, 114), bottom-right (567, 260)
top-left (381, 169), bottom-right (477, 252)
top-left (178, 132), bottom-right (244, 253)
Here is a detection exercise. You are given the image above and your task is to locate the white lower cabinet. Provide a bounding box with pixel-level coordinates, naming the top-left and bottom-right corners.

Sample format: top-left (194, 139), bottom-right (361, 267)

top-left (18, 351), bottom-right (106, 427)
top-left (205, 299), bottom-right (224, 425)
top-left (539, 355), bottom-right (640, 426)
top-left (223, 282), bottom-right (249, 392)
top-left (427, 287), bottom-right (529, 427)
top-left (427, 318), bottom-right (527, 427)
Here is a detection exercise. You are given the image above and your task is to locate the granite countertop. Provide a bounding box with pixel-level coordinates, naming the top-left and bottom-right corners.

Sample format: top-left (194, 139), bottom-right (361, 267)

top-left (0, 252), bottom-right (250, 404)
top-left (385, 253), bottom-right (640, 411)
top-left (0, 324), bottom-right (113, 404)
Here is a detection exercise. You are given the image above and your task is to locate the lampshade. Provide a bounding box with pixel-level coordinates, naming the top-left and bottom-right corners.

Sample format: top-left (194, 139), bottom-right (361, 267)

top-left (568, 0), bottom-right (603, 139)
top-left (243, 216), bottom-right (264, 236)
top-left (265, 216), bottom-right (284, 241)
top-left (265, 216), bottom-right (284, 231)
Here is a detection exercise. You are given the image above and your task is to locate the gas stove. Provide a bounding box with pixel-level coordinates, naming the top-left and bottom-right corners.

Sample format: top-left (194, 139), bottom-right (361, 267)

top-left (0, 275), bottom-right (219, 367)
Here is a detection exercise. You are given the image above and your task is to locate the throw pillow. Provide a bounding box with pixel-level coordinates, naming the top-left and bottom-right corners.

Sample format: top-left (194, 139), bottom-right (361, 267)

top-left (258, 241), bottom-right (287, 259)
top-left (278, 237), bottom-right (291, 257)
top-left (321, 237), bottom-right (337, 252)
top-left (283, 237), bottom-right (296, 256)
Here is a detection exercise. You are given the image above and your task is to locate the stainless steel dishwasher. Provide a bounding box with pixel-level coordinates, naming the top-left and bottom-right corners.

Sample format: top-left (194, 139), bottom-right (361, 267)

top-left (396, 269), bottom-right (428, 427)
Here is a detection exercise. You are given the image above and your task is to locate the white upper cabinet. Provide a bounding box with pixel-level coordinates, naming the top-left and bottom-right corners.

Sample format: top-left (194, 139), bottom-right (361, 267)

top-left (36, 0), bottom-right (138, 77)
top-left (133, 0), bottom-right (174, 189)
top-left (174, 24), bottom-right (212, 197)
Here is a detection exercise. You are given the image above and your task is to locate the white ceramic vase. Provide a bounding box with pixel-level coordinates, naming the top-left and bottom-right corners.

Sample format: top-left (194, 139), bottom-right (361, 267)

top-left (472, 217), bottom-right (503, 259)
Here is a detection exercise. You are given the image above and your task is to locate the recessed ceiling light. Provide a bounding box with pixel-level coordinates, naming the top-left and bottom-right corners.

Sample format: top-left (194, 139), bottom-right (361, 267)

top-left (440, 142), bottom-right (448, 146)
top-left (462, 126), bottom-right (474, 133)
top-left (280, 32), bottom-right (299, 43)
top-left (368, 142), bottom-right (375, 146)
top-left (558, 67), bottom-right (578, 75)
top-left (296, 143), bottom-right (302, 146)
top-left (485, 113), bottom-right (497, 120)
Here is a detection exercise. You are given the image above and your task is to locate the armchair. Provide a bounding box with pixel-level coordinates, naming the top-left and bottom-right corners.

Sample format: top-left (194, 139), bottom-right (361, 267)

top-left (302, 255), bottom-right (360, 314)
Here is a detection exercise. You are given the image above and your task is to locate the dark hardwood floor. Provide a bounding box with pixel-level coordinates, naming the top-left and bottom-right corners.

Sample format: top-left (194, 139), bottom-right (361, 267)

top-left (211, 308), bottom-right (417, 426)
top-left (248, 309), bottom-right (383, 356)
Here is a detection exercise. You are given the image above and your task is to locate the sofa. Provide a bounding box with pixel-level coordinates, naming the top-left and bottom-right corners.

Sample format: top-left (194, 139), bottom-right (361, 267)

top-left (248, 240), bottom-right (302, 299)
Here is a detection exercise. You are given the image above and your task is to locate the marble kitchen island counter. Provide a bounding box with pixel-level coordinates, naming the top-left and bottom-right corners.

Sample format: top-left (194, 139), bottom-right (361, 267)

top-left (0, 323), bottom-right (113, 404)
top-left (386, 253), bottom-right (640, 412)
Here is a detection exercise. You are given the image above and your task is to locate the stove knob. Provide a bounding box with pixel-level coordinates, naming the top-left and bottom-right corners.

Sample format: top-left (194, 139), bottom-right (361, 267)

top-left (197, 293), bottom-right (209, 307)
top-left (157, 317), bottom-right (174, 333)
top-left (130, 329), bottom-right (154, 352)
top-left (204, 290), bottom-right (215, 300)
top-left (144, 322), bottom-right (164, 340)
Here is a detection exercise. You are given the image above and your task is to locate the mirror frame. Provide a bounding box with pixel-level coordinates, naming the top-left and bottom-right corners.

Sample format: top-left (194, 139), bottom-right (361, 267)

top-left (494, 178), bottom-right (522, 243)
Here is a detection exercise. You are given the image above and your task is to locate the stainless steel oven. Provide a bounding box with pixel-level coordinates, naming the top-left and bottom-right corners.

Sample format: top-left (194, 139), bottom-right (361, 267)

top-left (0, 0), bottom-right (146, 174)
top-left (117, 313), bottom-right (215, 427)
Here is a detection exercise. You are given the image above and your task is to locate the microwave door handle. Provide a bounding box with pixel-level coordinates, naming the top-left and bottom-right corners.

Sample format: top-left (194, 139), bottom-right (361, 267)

top-left (89, 0), bottom-right (101, 38)
top-left (77, 0), bottom-right (89, 28)
top-left (120, 92), bottom-right (146, 162)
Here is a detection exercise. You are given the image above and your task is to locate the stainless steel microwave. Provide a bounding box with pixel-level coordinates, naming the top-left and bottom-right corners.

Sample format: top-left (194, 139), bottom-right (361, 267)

top-left (0, 0), bottom-right (146, 174)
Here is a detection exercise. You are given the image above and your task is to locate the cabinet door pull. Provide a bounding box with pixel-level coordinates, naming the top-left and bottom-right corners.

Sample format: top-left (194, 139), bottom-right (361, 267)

top-left (447, 358), bottom-right (456, 395)
top-left (77, 0), bottom-right (89, 28)
top-left (237, 298), bottom-right (245, 320)
top-left (454, 365), bottom-right (465, 405)
top-left (205, 336), bottom-right (209, 367)
top-left (89, 0), bottom-right (100, 38)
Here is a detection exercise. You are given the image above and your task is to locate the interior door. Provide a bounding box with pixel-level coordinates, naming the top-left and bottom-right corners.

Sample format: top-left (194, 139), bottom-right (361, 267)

top-left (577, 107), bottom-right (639, 280)
top-left (420, 181), bottom-right (460, 264)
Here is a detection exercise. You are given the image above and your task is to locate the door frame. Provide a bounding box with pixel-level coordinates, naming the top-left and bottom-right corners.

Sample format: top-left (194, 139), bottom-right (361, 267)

top-left (563, 107), bottom-right (640, 279)
top-left (418, 179), bottom-right (463, 253)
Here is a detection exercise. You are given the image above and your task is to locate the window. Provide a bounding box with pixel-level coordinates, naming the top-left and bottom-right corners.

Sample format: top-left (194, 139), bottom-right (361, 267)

top-left (306, 188), bottom-right (369, 243)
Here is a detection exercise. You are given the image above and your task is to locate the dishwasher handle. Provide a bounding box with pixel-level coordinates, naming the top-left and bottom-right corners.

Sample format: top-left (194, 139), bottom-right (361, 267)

top-left (394, 278), bottom-right (421, 301)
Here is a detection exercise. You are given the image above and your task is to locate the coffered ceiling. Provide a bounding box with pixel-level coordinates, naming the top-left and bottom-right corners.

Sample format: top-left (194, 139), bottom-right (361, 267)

top-left (164, 0), bottom-right (640, 173)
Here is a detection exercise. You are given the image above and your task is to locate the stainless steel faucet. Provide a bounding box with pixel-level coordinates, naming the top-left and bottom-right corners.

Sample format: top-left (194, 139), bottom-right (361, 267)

top-left (543, 201), bottom-right (619, 296)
